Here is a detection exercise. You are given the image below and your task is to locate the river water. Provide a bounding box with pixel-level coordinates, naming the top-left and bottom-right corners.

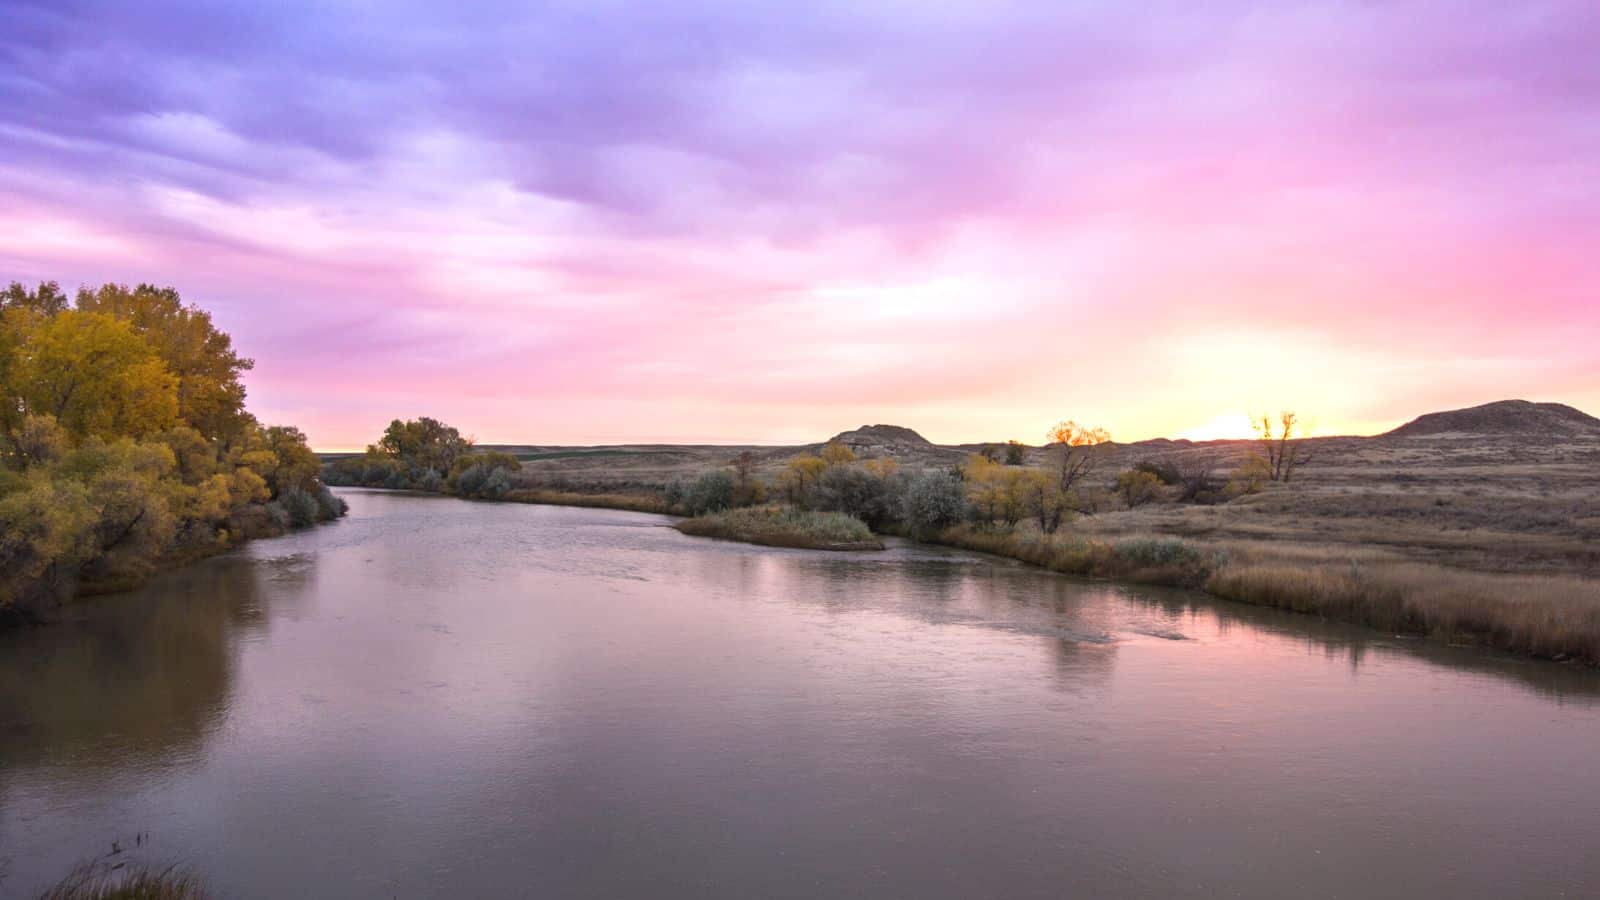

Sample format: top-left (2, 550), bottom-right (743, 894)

top-left (3, 489), bottom-right (1598, 898)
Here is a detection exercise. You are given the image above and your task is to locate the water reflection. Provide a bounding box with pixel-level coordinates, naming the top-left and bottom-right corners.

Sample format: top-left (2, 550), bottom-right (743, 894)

top-left (1, 490), bottom-right (1597, 899)
top-left (1127, 586), bottom-right (1600, 704)
top-left (0, 556), bottom-right (266, 776)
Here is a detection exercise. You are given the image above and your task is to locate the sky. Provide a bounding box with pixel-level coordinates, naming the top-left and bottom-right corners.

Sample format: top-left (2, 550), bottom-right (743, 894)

top-left (2, 1), bottom-right (1597, 449)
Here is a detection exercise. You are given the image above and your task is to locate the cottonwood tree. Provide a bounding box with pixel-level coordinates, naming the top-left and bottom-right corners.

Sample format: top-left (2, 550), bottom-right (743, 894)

top-left (782, 454), bottom-right (828, 503)
top-left (1047, 420), bottom-right (1110, 493)
top-left (1253, 411), bottom-right (1312, 483)
top-left (1024, 470), bottom-right (1070, 533)
top-left (0, 279), bottom-right (345, 615)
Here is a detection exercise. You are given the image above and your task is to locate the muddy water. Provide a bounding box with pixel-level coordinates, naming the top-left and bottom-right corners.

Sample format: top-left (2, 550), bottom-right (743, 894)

top-left (3, 489), bottom-right (1598, 898)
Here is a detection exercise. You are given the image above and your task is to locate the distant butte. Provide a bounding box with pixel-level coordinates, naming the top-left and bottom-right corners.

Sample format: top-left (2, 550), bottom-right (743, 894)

top-left (1384, 399), bottom-right (1600, 438)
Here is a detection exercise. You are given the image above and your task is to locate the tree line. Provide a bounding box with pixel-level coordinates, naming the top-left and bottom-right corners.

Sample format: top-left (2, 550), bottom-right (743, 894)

top-left (321, 418), bottom-right (523, 499)
top-left (0, 281), bottom-right (346, 620)
top-left (662, 412), bottom-right (1314, 539)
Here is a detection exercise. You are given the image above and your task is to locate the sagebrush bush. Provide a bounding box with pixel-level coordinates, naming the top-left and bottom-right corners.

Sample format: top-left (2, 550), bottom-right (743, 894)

top-left (1114, 537), bottom-right (1206, 568)
top-left (278, 486), bottom-right (320, 528)
top-left (902, 470), bottom-right (968, 535)
top-left (809, 465), bottom-right (901, 528)
top-left (684, 470), bottom-right (736, 515)
top-left (314, 484), bottom-right (347, 519)
top-left (663, 475), bottom-right (689, 511)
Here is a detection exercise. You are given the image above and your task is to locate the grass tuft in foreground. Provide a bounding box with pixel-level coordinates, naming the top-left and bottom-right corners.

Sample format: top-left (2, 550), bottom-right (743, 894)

top-left (675, 505), bottom-right (883, 551)
top-left (36, 863), bottom-right (207, 900)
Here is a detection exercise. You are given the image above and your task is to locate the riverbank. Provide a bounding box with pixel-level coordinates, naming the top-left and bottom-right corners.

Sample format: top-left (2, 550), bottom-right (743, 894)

top-left (922, 524), bottom-right (1600, 665)
top-left (3, 497), bottom-right (347, 629)
top-left (503, 487), bottom-right (669, 514)
top-left (673, 505), bottom-right (883, 551)
top-left (333, 485), bottom-right (1600, 664)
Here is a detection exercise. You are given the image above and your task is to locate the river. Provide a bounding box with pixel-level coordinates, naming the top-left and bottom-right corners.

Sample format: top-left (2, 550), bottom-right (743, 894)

top-left (3, 489), bottom-right (1599, 898)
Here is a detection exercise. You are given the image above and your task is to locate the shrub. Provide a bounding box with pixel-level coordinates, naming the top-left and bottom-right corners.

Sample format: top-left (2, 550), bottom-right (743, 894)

top-left (262, 499), bottom-right (290, 531)
top-left (314, 483), bottom-right (347, 519)
top-left (364, 458), bottom-right (403, 485)
top-left (1133, 459), bottom-right (1181, 485)
top-left (663, 475), bottom-right (690, 512)
top-left (1114, 537), bottom-right (1207, 569)
top-left (414, 468), bottom-right (444, 492)
top-left (902, 470), bottom-right (968, 536)
top-left (685, 469), bottom-right (736, 515)
top-left (454, 463), bottom-right (489, 497)
top-left (479, 467), bottom-right (512, 499)
top-left (278, 486), bottom-right (320, 527)
top-left (447, 451), bottom-right (520, 492)
top-left (1116, 469), bottom-right (1162, 507)
top-left (809, 465), bottom-right (901, 528)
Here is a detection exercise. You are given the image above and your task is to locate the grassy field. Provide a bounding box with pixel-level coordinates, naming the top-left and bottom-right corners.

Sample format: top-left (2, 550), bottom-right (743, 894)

top-left (1073, 432), bottom-right (1600, 577)
top-left (674, 506), bottom-right (883, 551)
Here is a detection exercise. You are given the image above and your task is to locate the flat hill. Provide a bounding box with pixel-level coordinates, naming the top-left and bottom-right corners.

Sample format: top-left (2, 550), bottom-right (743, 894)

top-left (829, 424), bottom-right (933, 449)
top-left (1385, 399), bottom-right (1600, 438)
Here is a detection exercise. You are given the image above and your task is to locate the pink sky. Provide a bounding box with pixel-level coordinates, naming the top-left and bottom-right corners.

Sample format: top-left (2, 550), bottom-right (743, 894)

top-left (3, 1), bottom-right (1597, 448)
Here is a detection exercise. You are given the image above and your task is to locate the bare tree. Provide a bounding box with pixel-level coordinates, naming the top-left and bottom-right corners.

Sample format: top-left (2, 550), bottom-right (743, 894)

top-left (1174, 456), bottom-right (1219, 502)
top-left (1253, 411), bottom-right (1312, 483)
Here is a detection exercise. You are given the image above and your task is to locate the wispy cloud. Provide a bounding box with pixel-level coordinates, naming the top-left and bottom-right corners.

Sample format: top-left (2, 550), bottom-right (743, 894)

top-left (2, 0), bottom-right (1596, 445)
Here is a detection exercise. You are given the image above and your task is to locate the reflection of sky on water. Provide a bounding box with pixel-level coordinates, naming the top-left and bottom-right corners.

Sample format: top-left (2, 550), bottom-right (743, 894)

top-left (2, 489), bottom-right (1598, 898)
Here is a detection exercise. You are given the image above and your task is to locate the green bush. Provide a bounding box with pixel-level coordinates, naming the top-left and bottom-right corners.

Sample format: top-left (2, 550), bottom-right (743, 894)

top-left (684, 470), bottom-right (736, 515)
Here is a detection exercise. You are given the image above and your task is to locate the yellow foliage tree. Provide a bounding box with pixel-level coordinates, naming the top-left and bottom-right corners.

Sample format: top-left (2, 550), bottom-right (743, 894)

top-left (819, 441), bottom-right (857, 465)
top-left (0, 280), bottom-right (344, 614)
top-left (782, 454), bottom-right (829, 502)
top-left (15, 311), bottom-right (179, 441)
top-left (76, 283), bottom-right (254, 442)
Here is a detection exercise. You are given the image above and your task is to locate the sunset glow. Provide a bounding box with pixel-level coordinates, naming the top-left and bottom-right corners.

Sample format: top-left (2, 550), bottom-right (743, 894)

top-left (1178, 414), bottom-right (1261, 443)
top-left (3, 1), bottom-right (1596, 448)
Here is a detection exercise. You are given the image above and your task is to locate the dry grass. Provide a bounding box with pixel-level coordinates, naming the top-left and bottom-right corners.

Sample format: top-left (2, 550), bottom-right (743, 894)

top-left (502, 488), bottom-right (669, 514)
top-left (36, 863), bottom-right (207, 900)
top-left (1207, 559), bottom-right (1600, 662)
top-left (675, 505), bottom-right (883, 551)
top-left (929, 525), bottom-right (1220, 588)
top-left (932, 522), bottom-right (1600, 664)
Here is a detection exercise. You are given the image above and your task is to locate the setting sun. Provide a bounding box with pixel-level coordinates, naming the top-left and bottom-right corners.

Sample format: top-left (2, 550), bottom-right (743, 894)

top-left (1178, 413), bottom-right (1260, 442)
